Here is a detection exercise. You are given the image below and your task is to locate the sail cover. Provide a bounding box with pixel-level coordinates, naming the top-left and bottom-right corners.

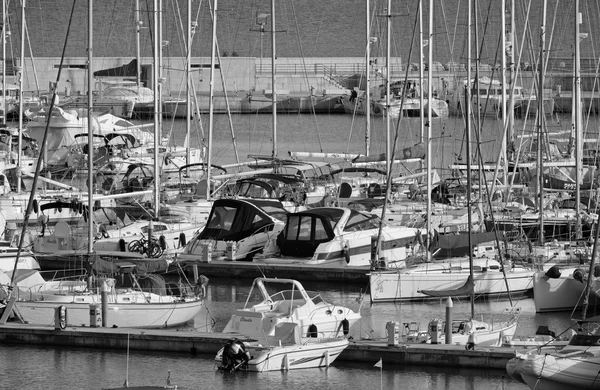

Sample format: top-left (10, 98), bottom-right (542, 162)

top-left (93, 59), bottom-right (138, 77)
top-left (419, 275), bottom-right (475, 298)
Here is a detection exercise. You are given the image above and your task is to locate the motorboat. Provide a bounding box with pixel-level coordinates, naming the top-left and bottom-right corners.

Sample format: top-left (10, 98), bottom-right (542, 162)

top-left (217, 323), bottom-right (349, 372)
top-left (26, 107), bottom-right (139, 168)
top-left (426, 311), bottom-right (519, 348)
top-left (369, 256), bottom-right (534, 303)
top-left (340, 79), bottom-right (449, 118)
top-left (177, 198), bottom-right (286, 263)
top-left (254, 207), bottom-right (423, 267)
top-left (0, 241), bottom-right (40, 272)
top-left (506, 316), bottom-right (600, 389)
top-left (450, 76), bottom-right (554, 117)
top-left (11, 265), bottom-right (206, 328)
top-left (222, 277), bottom-right (360, 338)
top-left (532, 265), bottom-right (600, 312)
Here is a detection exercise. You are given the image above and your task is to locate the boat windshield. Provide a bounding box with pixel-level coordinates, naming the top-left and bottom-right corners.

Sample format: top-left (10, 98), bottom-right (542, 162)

top-left (343, 210), bottom-right (380, 232)
top-left (269, 289), bottom-right (306, 302)
top-left (568, 334), bottom-right (600, 346)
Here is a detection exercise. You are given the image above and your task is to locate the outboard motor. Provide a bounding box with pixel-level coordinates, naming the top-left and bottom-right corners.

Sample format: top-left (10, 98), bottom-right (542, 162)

top-left (545, 265), bottom-right (562, 279)
top-left (219, 339), bottom-right (250, 372)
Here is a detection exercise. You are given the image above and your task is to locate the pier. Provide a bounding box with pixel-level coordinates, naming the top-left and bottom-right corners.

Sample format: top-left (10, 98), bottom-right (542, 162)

top-left (0, 322), bottom-right (519, 369)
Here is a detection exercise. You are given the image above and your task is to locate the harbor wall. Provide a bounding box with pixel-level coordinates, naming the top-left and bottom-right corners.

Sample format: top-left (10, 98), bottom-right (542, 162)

top-left (9, 56), bottom-right (598, 114)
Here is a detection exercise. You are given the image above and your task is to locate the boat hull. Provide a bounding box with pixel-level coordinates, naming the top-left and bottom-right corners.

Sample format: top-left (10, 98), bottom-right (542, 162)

top-left (245, 338), bottom-right (348, 372)
top-left (17, 297), bottom-right (203, 328)
top-left (532, 269), bottom-right (600, 312)
top-left (369, 262), bottom-right (533, 302)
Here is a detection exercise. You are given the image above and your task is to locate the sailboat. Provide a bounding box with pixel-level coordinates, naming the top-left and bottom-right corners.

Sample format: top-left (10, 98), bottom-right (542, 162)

top-left (368, 0), bottom-right (523, 347)
top-left (1, 0), bottom-right (206, 329)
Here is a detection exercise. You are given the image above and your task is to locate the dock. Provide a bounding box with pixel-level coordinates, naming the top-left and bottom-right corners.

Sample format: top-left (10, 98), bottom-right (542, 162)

top-left (0, 322), bottom-right (519, 369)
top-left (174, 260), bottom-right (370, 284)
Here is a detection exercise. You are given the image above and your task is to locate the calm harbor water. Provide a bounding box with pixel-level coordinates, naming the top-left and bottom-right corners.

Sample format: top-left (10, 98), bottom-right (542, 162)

top-left (1, 276), bottom-right (584, 390)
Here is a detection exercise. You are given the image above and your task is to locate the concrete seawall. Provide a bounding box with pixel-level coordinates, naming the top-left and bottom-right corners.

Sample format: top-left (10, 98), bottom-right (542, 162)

top-left (13, 56), bottom-right (596, 115)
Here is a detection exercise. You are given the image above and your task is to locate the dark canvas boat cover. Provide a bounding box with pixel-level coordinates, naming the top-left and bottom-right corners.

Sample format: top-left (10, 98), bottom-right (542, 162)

top-left (93, 59), bottom-right (138, 77)
top-left (199, 198), bottom-right (284, 242)
top-left (420, 275), bottom-right (475, 297)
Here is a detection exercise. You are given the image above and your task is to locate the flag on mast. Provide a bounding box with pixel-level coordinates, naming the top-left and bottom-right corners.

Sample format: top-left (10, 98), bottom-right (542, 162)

top-left (374, 358), bottom-right (382, 368)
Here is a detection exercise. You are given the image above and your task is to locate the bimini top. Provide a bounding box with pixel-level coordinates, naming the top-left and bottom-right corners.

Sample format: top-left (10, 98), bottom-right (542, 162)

top-left (198, 198), bottom-right (287, 242)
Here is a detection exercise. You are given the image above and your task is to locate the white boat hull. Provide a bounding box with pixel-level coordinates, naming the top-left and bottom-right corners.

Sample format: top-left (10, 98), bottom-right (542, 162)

top-left (369, 262), bottom-right (533, 302)
top-left (510, 353), bottom-right (600, 390)
top-left (17, 296), bottom-right (203, 328)
top-left (532, 269), bottom-right (600, 312)
top-left (245, 338), bottom-right (348, 372)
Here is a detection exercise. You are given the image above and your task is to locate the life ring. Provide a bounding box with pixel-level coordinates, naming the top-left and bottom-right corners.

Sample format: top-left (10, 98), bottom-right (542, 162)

top-left (159, 235), bottom-right (167, 250)
top-left (465, 342), bottom-right (475, 350)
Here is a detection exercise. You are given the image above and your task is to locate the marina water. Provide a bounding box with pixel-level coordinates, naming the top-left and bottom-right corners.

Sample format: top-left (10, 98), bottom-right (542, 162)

top-left (5, 113), bottom-right (592, 389)
top-left (1, 276), bottom-right (577, 389)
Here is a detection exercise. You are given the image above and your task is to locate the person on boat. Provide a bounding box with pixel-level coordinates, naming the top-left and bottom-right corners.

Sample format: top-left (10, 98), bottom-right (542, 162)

top-left (350, 89), bottom-right (358, 102)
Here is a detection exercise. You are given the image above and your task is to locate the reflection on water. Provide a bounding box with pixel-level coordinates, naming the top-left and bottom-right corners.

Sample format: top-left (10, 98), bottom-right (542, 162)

top-left (1, 343), bottom-right (528, 390)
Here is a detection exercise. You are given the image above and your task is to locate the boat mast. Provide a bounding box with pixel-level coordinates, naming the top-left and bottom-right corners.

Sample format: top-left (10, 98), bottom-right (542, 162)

top-left (206, 0), bottom-right (217, 199)
top-left (574, 0), bottom-right (582, 239)
top-left (466, 0), bottom-right (474, 318)
top-left (186, 0), bottom-right (192, 167)
top-left (17, 0), bottom-right (25, 193)
top-left (579, 0), bottom-right (596, 320)
top-left (537, 0), bottom-right (547, 245)
top-left (365, 0), bottom-right (370, 156)
top-left (270, 0), bottom-right (277, 158)
top-left (135, 0), bottom-right (141, 92)
top-left (385, 0), bottom-right (391, 176)
top-left (87, 0), bottom-right (94, 254)
top-left (1, 0), bottom-right (5, 127)
top-left (153, 0), bottom-right (160, 215)
top-left (425, 0), bottom-right (432, 262)
top-left (500, 0), bottom-right (508, 188)
top-left (418, 0), bottom-right (424, 165)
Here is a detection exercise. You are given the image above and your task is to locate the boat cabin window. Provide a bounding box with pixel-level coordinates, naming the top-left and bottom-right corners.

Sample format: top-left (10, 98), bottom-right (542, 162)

top-left (344, 210), bottom-right (380, 232)
top-left (141, 225), bottom-right (168, 233)
top-left (277, 213), bottom-right (336, 257)
top-left (568, 334), bottom-right (600, 346)
top-left (207, 206), bottom-right (237, 230)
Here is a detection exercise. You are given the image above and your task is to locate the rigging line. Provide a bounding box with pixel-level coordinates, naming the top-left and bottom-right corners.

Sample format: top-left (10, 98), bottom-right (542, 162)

top-left (391, 0), bottom-right (419, 141)
top-left (343, 1), bottom-right (378, 156)
top-left (437, 0), bottom-right (458, 67)
top-left (289, 0), bottom-right (323, 153)
top-left (583, 0), bottom-right (599, 135)
top-left (170, 0), bottom-right (187, 58)
top-left (208, 12), bottom-right (242, 165)
top-left (10, 0), bottom-right (77, 286)
top-left (21, 6), bottom-right (40, 92)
